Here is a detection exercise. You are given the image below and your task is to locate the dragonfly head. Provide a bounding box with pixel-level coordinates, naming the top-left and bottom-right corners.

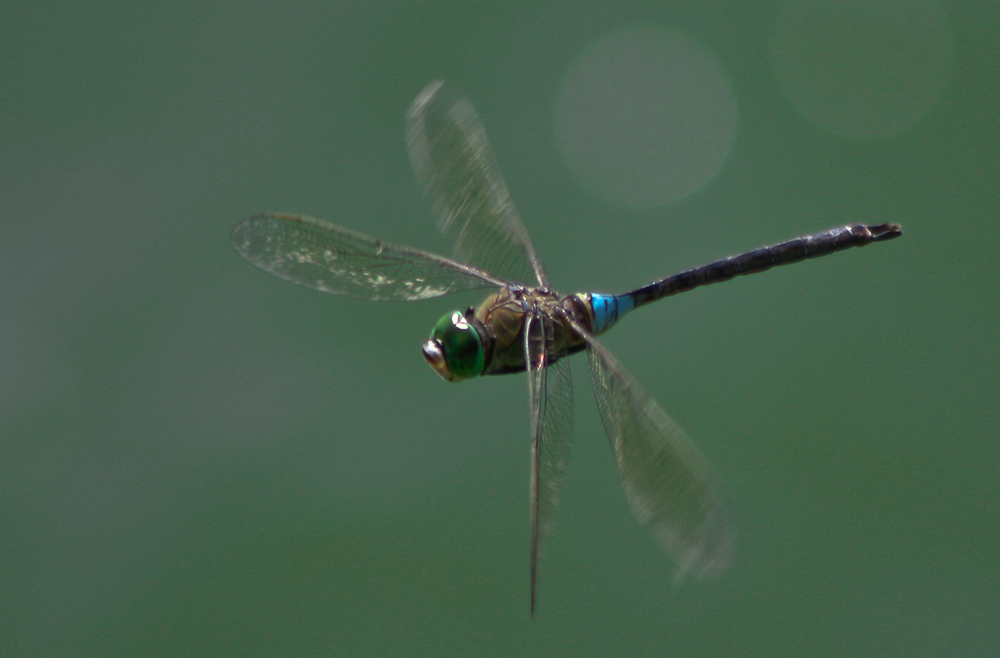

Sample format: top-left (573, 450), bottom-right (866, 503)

top-left (423, 310), bottom-right (486, 382)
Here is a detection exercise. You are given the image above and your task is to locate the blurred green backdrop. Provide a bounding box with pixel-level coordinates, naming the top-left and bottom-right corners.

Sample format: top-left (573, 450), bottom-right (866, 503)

top-left (1, 1), bottom-right (997, 656)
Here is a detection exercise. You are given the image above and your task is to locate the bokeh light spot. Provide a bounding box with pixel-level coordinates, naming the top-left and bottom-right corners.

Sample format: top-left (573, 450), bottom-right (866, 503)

top-left (769, 0), bottom-right (954, 140)
top-left (554, 26), bottom-right (738, 210)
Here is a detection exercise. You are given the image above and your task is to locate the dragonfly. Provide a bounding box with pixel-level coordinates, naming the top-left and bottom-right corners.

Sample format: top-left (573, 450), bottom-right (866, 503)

top-left (232, 80), bottom-right (902, 615)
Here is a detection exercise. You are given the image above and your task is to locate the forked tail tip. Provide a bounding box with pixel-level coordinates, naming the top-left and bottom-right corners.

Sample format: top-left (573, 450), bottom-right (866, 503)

top-left (869, 223), bottom-right (903, 242)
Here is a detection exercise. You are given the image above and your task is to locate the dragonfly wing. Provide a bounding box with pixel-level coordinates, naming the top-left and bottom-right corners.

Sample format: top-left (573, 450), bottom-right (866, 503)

top-left (232, 213), bottom-right (509, 301)
top-left (406, 81), bottom-right (549, 288)
top-left (524, 313), bottom-right (574, 616)
top-left (573, 320), bottom-right (735, 581)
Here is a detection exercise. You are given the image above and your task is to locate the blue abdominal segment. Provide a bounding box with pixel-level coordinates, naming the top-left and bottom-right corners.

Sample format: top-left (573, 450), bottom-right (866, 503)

top-left (589, 293), bottom-right (636, 335)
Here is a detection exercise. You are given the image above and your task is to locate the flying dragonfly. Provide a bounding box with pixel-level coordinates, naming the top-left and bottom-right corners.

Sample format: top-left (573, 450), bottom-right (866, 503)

top-left (232, 80), bottom-right (902, 615)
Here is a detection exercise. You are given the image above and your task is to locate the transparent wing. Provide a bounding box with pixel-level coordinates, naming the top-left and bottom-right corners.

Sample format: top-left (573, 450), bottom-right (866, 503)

top-left (406, 81), bottom-right (549, 288)
top-left (572, 319), bottom-right (735, 580)
top-left (524, 313), bottom-right (574, 616)
top-left (231, 213), bottom-right (510, 301)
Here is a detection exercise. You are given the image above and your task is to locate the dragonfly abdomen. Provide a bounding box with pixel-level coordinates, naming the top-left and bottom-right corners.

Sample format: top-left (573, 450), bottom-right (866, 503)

top-left (628, 223), bottom-right (902, 309)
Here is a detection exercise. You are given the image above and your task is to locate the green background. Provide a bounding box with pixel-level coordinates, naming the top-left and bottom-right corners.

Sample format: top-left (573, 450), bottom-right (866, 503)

top-left (2, 1), bottom-right (996, 656)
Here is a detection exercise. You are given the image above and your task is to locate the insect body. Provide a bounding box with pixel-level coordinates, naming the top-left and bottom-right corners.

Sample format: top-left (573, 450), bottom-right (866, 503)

top-left (232, 81), bottom-right (901, 615)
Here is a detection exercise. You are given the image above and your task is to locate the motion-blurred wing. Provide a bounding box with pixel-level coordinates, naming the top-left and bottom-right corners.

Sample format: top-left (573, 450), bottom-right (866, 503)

top-left (232, 213), bottom-right (507, 301)
top-left (406, 81), bottom-right (549, 288)
top-left (524, 313), bottom-right (574, 616)
top-left (575, 321), bottom-right (735, 580)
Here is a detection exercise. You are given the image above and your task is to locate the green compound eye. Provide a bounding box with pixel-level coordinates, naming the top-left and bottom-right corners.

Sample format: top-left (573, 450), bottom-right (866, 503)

top-left (425, 311), bottom-right (485, 381)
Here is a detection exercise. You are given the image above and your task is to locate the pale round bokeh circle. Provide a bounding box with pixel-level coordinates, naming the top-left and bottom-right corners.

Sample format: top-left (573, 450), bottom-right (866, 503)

top-left (769, 0), bottom-right (954, 140)
top-left (554, 26), bottom-right (738, 210)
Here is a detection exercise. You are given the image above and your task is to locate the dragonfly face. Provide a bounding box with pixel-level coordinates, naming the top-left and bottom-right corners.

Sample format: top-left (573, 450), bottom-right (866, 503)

top-left (423, 309), bottom-right (486, 382)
